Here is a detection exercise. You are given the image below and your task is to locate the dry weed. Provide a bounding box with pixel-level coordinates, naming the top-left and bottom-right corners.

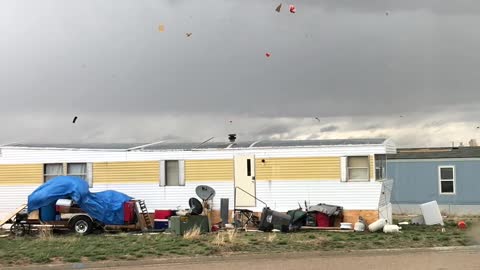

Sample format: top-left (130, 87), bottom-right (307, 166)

top-left (266, 233), bottom-right (277, 242)
top-left (38, 226), bottom-right (53, 240)
top-left (212, 232), bottom-right (226, 246)
top-left (227, 229), bottom-right (237, 243)
top-left (183, 227), bottom-right (201, 240)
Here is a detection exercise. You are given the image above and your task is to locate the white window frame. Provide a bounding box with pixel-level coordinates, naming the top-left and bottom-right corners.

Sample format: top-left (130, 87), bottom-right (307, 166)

top-left (43, 162), bottom-right (93, 187)
top-left (43, 163), bottom-right (64, 182)
top-left (346, 156), bottom-right (370, 182)
top-left (159, 160), bottom-right (185, 187)
top-left (67, 163), bottom-right (88, 179)
top-left (438, 166), bottom-right (455, 195)
top-left (67, 163), bottom-right (93, 188)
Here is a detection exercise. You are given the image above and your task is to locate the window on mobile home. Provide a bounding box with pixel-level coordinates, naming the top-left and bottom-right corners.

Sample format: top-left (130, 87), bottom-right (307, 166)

top-left (347, 156), bottom-right (369, 181)
top-left (67, 163), bottom-right (87, 180)
top-left (44, 163), bottom-right (64, 182)
top-left (375, 154), bottom-right (386, 180)
top-left (439, 166), bottom-right (455, 194)
top-left (165, 160), bottom-right (180, 186)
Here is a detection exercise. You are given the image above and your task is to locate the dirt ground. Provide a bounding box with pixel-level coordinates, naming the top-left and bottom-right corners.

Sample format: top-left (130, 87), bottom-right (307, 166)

top-left (90, 248), bottom-right (480, 270)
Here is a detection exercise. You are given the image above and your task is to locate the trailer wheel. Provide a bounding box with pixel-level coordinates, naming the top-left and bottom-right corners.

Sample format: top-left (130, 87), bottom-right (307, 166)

top-left (10, 223), bottom-right (26, 237)
top-left (70, 216), bottom-right (93, 235)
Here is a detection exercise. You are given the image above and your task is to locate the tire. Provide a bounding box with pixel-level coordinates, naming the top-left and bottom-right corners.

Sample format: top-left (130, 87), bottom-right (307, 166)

top-left (70, 216), bottom-right (93, 235)
top-left (10, 223), bottom-right (26, 237)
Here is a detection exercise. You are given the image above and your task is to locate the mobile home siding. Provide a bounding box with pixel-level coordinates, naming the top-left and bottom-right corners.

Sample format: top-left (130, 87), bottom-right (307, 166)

top-left (0, 144), bottom-right (393, 165)
top-left (256, 181), bottom-right (382, 210)
top-left (255, 157), bottom-right (341, 180)
top-left (185, 160), bottom-right (233, 181)
top-left (93, 161), bottom-right (159, 184)
top-left (0, 164), bottom-right (43, 185)
top-left (387, 160), bottom-right (480, 205)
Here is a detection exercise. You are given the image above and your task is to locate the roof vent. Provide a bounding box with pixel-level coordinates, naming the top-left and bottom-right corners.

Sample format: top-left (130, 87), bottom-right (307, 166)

top-left (469, 139), bottom-right (478, 147)
top-left (228, 134), bottom-right (237, 143)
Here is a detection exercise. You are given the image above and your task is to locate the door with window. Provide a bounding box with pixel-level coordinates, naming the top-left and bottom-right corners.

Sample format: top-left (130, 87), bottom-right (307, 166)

top-left (234, 155), bottom-right (256, 207)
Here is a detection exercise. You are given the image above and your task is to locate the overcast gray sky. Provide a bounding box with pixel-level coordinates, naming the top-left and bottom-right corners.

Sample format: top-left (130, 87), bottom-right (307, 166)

top-left (1, 0), bottom-right (479, 147)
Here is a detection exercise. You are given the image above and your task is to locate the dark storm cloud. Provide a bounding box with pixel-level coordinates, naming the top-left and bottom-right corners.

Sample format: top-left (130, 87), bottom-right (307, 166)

top-left (365, 124), bottom-right (383, 130)
top-left (319, 125), bottom-right (339, 132)
top-left (306, 0), bottom-right (480, 15)
top-left (1, 0), bottom-right (480, 146)
top-left (422, 120), bottom-right (446, 128)
top-left (2, 0), bottom-right (480, 118)
top-left (253, 124), bottom-right (293, 138)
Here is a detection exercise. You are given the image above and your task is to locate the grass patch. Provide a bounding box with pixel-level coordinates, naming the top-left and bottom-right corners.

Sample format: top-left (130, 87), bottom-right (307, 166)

top-left (63, 257), bottom-right (81, 263)
top-left (0, 221), bottom-right (476, 266)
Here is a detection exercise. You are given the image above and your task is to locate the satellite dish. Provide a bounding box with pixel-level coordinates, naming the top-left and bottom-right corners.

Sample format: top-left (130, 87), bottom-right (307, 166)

top-left (196, 185), bottom-right (216, 201)
top-left (189, 198), bottom-right (203, 215)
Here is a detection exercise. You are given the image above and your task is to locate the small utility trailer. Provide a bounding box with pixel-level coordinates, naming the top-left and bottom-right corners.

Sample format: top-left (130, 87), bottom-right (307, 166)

top-left (3, 199), bottom-right (152, 236)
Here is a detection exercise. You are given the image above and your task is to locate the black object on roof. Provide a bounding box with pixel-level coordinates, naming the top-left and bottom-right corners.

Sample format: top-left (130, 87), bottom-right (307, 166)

top-left (388, 147), bottom-right (480, 160)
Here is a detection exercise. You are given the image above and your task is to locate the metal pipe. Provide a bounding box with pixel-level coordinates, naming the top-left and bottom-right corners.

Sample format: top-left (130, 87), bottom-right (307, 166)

top-left (235, 186), bottom-right (268, 207)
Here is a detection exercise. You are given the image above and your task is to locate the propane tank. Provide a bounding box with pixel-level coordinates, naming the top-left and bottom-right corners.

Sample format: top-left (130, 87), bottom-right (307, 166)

top-left (383, 224), bottom-right (402, 233)
top-left (354, 216), bottom-right (366, 232)
top-left (368, 219), bottom-right (387, 232)
top-left (354, 221), bottom-right (365, 232)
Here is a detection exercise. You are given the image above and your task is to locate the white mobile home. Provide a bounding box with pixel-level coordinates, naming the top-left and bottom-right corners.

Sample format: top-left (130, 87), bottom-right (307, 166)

top-left (0, 138), bottom-right (396, 224)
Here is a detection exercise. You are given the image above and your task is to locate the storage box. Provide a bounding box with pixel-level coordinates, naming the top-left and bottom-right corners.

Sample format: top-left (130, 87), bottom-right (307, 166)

top-left (258, 207), bottom-right (291, 232)
top-left (154, 219), bottom-right (169, 230)
top-left (316, 213), bottom-right (331, 227)
top-left (169, 215), bottom-right (209, 235)
top-left (123, 201), bottom-right (136, 224)
top-left (154, 210), bottom-right (174, 220)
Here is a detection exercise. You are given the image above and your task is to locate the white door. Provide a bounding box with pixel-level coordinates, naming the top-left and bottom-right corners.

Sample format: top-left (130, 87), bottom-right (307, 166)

top-left (234, 155), bottom-right (256, 207)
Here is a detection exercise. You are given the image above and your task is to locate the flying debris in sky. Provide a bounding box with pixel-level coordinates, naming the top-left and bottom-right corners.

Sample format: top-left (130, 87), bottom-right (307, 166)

top-left (186, 33), bottom-right (192, 37)
top-left (289, 5), bottom-right (296, 14)
top-left (265, 52), bottom-right (271, 58)
top-left (385, 11), bottom-right (390, 16)
top-left (275, 4), bottom-right (282, 13)
top-left (72, 116), bottom-right (78, 123)
top-left (315, 117), bottom-right (320, 122)
top-left (158, 24), bottom-right (165, 32)
top-left (477, 126), bottom-right (480, 129)
top-left (400, 115), bottom-right (404, 118)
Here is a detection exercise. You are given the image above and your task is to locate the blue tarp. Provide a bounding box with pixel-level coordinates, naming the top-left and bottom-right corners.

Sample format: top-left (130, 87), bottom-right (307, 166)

top-left (28, 176), bottom-right (133, 225)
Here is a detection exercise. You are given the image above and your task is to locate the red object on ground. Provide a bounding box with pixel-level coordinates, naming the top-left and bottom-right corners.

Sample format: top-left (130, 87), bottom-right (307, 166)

top-left (154, 210), bottom-right (174, 219)
top-left (316, 212), bottom-right (330, 227)
top-left (289, 5), bottom-right (296, 13)
top-left (123, 201), bottom-right (136, 224)
top-left (458, 221), bottom-right (467, 229)
top-left (211, 225), bottom-right (220, 232)
top-left (265, 52), bottom-right (271, 57)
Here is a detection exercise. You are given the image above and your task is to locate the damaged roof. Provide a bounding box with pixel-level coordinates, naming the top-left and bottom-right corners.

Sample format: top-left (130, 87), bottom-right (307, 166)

top-left (388, 147), bottom-right (480, 159)
top-left (2, 138), bottom-right (389, 151)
